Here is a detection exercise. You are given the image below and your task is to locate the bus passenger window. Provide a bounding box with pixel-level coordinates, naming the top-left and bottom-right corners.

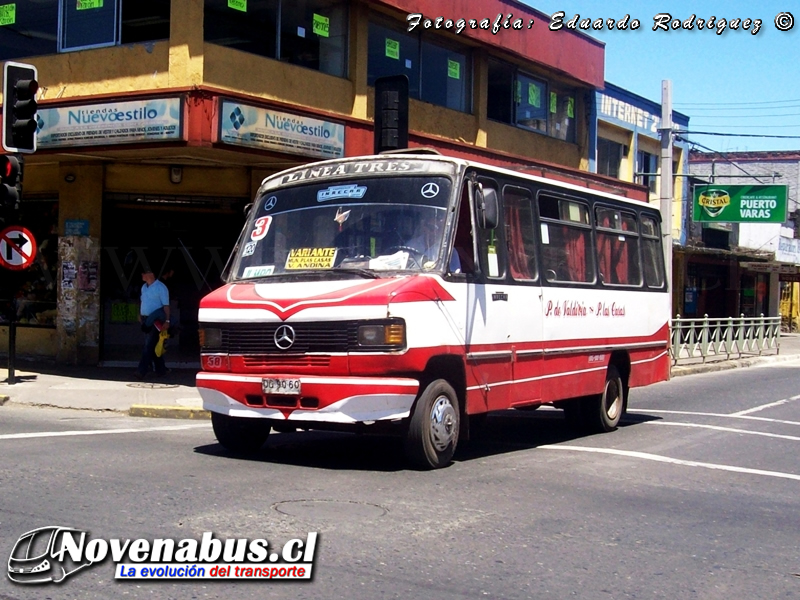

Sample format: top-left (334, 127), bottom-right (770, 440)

top-left (504, 188), bottom-right (538, 282)
top-left (539, 195), bottom-right (593, 283)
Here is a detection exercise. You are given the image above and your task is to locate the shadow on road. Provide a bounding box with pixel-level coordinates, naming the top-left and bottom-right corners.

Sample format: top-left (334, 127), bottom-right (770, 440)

top-left (193, 408), bottom-right (663, 472)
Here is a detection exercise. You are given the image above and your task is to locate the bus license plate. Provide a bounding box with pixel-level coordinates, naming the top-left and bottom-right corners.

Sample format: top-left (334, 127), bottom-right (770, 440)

top-left (262, 377), bottom-right (301, 395)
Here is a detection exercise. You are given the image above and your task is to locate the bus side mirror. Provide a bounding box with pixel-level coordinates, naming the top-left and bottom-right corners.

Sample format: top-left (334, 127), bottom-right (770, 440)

top-left (476, 187), bottom-right (498, 230)
top-left (243, 203), bottom-right (253, 218)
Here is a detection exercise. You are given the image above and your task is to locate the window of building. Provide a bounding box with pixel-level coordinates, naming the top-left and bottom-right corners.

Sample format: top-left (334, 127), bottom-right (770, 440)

top-left (487, 60), bottom-right (576, 143)
top-left (204, 0), bottom-right (347, 78)
top-left (367, 19), bottom-right (471, 113)
top-left (637, 150), bottom-right (658, 194)
top-left (0, 0), bottom-right (58, 59)
top-left (57, 0), bottom-right (170, 53)
top-left (538, 195), bottom-right (594, 284)
top-left (596, 138), bottom-right (623, 179)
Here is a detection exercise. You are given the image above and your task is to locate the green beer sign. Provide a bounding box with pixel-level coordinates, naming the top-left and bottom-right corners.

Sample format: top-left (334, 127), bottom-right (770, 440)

top-left (693, 184), bottom-right (788, 223)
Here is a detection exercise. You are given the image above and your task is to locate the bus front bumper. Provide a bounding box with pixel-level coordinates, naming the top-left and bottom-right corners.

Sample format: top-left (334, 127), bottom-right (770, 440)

top-left (196, 372), bottom-right (419, 423)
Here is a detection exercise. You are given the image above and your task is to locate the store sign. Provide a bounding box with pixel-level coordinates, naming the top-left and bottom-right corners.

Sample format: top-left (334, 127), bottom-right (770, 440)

top-left (740, 261), bottom-right (800, 274)
top-left (597, 92), bottom-right (660, 137)
top-left (776, 236), bottom-right (800, 265)
top-left (692, 185), bottom-right (788, 223)
top-left (37, 98), bottom-right (183, 148)
top-left (219, 101), bottom-right (344, 159)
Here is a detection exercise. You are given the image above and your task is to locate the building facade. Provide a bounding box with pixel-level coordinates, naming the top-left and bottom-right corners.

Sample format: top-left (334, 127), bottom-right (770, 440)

top-left (686, 151), bottom-right (800, 324)
top-left (2, 0), bottom-right (654, 365)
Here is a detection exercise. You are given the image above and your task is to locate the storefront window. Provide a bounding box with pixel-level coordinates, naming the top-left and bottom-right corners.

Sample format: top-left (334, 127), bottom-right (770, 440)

top-left (0, 0), bottom-right (58, 59)
top-left (0, 201), bottom-right (59, 325)
top-left (205, 0), bottom-right (347, 78)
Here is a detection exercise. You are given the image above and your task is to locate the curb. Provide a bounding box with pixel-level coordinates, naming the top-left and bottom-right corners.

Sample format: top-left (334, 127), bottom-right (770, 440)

top-left (671, 353), bottom-right (799, 378)
top-left (129, 405), bottom-right (211, 420)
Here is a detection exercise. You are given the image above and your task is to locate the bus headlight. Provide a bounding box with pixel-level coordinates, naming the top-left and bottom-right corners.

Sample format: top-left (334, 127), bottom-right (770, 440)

top-left (199, 327), bottom-right (223, 349)
top-left (357, 320), bottom-right (405, 349)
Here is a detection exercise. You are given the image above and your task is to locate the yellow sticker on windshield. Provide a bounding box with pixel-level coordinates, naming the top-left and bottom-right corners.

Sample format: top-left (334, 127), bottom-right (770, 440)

top-left (285, 248), bottom-right (337, 270)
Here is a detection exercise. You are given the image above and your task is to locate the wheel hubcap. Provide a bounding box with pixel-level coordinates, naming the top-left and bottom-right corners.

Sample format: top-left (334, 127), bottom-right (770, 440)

top-left (605, 379), bottom-right (622, 420)
top-left (429, 395), bottom-right (457, 452)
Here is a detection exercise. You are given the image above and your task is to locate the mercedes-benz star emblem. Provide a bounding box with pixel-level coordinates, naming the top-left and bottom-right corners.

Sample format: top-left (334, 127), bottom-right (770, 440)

top-left (274, 325), bottom-right (295, 350)
top-left (263, 196), bottom-right (277, 211)
top-left (421, 182), bottom-right (440, 198)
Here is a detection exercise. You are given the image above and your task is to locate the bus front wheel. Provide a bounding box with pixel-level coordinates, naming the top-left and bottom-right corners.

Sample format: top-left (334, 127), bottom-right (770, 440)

top-left (405, 379), bottom-right (460, 469)
top-left (211, 412), bottom-right (271, 454)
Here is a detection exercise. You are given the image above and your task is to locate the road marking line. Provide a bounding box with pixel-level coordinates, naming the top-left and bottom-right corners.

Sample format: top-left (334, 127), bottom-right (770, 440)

top-left (0, 424), bottom-right (210, 441)
top-left (730, 394), bottom-right (800, 417)
top-left (628, 409), bottom-right (800, 427)
top-left (644, 420), bottom-right (800, 441)
top-left (539, 445), bottom-right (800, 482)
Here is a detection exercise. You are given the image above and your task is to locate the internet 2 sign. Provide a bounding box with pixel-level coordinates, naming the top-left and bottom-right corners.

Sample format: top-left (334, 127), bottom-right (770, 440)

top-left (220, 101), bottom-right (345, 160)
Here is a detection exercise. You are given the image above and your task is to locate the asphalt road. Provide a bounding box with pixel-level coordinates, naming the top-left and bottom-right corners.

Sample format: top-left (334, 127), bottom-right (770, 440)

top-left (2, 361), bottom-right (800, 599)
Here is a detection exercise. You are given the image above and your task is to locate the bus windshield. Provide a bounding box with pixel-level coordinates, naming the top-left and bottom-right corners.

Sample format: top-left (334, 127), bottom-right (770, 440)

top-left (232, 176), bottom-right (452, 280)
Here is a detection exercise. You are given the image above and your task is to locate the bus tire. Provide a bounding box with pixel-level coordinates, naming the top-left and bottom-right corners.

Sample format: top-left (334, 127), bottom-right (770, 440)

top-left (584, 365), bottom-right (625, 433)
top-left (211, 412), bottom-right (271, 454)
top-left (405, 379), bottom-right (460, 469)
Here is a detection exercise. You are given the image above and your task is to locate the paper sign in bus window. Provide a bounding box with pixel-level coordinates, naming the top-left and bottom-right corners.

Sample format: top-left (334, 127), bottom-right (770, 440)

top-left (285, 248), bottom-right (338, 270)
top-left (243, 265), bottom-right (274, 278)
top-left (251, 216), bottom-right (272, 241)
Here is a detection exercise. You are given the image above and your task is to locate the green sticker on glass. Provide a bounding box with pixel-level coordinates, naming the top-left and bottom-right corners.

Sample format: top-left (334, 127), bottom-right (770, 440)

top-left (528, 84), bottom-right (540, 108)
top-left (385, 38), bottom-right (399, 59)
top-left (550, 92), bottom-right (557, 114)
top-left (313, 13), bottom-right (329, 37)
top-left (0, 3), bottom-right (14, 25)
top-left (227, 0), bottom-right (246, 12)
top-left (447, 59), bottom-right (460, 79)
top-left (514, 81), bottom-right (521, 104)
top-left (567, 97), bottom-right (574, 118)
top-left (76, 0), bottom-right (103, 10)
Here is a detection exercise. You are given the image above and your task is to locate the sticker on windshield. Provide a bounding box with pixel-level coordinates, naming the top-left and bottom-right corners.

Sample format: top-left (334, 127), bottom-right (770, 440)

top-left (285, 248), bottom-right (337, 270)
top-left (317, 184), bottom-right (367, 202)
top-left (242, 241), bottom-right (257, 257)
top-left (243, 265), bottom-right (275, 278)
top-left (251, 216), bottom-right (272, 241)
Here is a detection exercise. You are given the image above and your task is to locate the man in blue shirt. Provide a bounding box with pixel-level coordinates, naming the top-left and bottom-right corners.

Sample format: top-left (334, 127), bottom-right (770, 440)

top-left (136, 267), bottom-right (171, 379)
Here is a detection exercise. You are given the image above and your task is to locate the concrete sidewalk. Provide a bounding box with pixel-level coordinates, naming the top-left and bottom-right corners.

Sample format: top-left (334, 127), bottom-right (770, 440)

top-left (2, 334), bottom-right (800, 418)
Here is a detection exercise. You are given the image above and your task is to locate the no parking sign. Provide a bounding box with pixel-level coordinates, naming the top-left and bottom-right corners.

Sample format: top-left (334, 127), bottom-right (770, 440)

top-left (0, 225), bottom-right (37, 271)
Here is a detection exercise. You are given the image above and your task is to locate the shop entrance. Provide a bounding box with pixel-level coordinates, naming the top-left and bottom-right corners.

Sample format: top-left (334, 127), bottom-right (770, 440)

top-left (100, 194), bottom-right (246, 365)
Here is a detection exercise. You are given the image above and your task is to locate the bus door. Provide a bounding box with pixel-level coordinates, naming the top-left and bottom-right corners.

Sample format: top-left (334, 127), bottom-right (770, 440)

top-left (502, 186), bottom-right (544, 408)
top-left (460, 178), bottom-right (515, 413)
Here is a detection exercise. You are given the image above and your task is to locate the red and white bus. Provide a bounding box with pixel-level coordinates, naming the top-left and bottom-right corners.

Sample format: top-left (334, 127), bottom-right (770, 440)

top-left (196, 152), bottom-right (670, 469)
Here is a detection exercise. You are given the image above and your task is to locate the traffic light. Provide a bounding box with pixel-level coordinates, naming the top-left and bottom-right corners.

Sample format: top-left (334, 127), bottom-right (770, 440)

top-left (0, 154), bottom-right (20, 209)
top-left (373, 75), bottom-right (408, 154)
top-left (3, 61), bottom-right (39, 154)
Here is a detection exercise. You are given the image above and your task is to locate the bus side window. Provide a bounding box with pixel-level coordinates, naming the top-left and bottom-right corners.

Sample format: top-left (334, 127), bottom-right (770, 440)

top-left (503, 187), bottom-right (538, 282)
top-left (538, 195), bottom-right (593, 283)
top-left (452, 186), bottom-right (476, 275)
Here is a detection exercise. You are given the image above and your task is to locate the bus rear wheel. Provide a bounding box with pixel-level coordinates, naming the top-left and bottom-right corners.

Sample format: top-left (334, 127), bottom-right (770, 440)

top-left (405, 379), bottom-right (460, 469)
top-left (211, 412), bottom-right (271, 454)
top-left (584, 365), bottom-right (625, 433)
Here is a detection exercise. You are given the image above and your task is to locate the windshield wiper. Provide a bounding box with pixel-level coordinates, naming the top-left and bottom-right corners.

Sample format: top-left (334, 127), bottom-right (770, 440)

top-left (330, 267), bottom-right (379, 279)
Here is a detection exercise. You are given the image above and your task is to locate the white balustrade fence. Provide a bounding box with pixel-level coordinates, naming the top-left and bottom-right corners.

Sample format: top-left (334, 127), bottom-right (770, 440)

top-left (670, 314), bottom-right (781, 365)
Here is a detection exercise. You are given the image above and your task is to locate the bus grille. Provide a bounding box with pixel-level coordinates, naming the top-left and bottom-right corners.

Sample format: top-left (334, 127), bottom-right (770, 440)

top-left (213, 322), bottom-right (357, 354)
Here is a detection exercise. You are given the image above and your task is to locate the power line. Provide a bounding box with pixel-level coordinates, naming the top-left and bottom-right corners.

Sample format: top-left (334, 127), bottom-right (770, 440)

top-left (680, 131), bottom-right (800, 139)
top-left (675, 98), bottom-right (800, 107)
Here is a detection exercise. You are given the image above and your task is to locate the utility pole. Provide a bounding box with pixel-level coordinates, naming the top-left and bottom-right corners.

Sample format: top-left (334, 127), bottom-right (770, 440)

top-left (659, 80), bottom-right (674, 295)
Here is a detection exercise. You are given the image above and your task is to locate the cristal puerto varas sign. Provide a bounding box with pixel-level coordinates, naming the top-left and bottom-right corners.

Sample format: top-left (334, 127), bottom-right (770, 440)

top-left (692, 184), bottom-right (788, 223)
top-left (36, 98), bottom-right (183, 148)
top-left (219, 100), bottom-right (345, 159)
top-left (7, 526), bottom-right (317, 584)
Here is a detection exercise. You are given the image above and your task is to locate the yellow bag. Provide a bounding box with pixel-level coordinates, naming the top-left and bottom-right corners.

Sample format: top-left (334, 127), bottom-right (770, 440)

top-left (155, 329), bottom-right (170, 357)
